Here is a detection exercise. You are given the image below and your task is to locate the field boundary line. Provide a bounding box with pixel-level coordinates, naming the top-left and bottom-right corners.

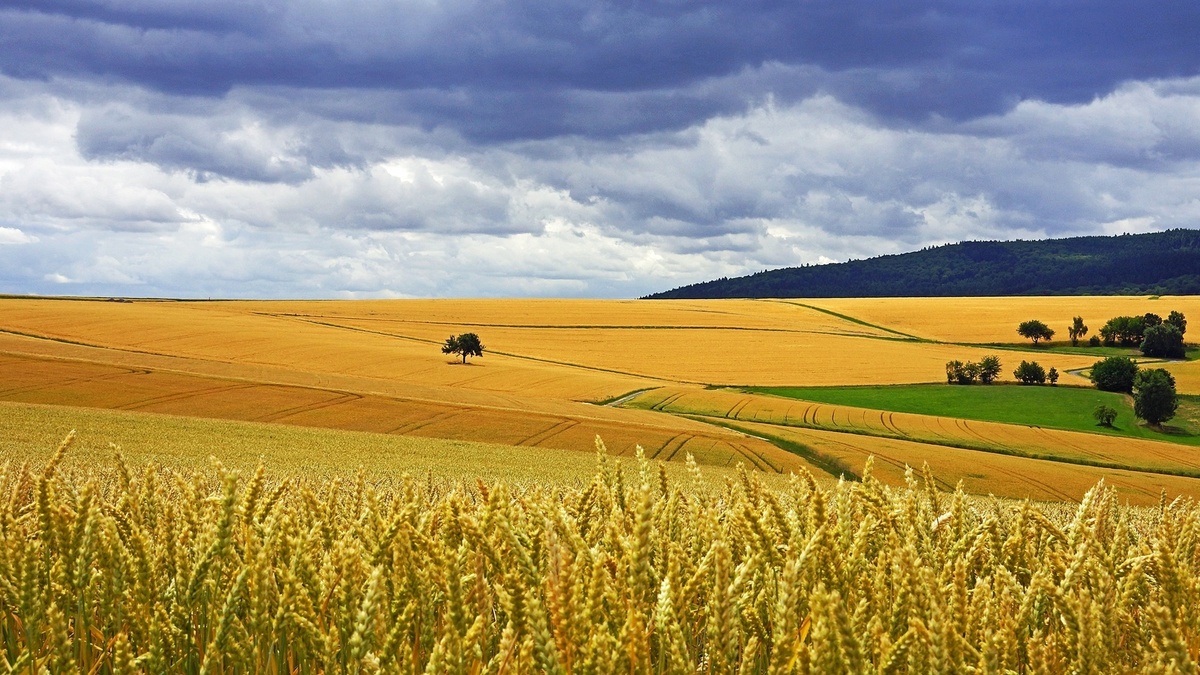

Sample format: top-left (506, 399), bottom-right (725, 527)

top-left (764, 301), bottom-right (926, 340)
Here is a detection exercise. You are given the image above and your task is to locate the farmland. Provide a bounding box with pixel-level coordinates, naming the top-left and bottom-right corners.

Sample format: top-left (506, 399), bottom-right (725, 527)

top-left (3, 295), bottom-right (1200, 504)
top-left (7, 294), bottom-right (1200, 671)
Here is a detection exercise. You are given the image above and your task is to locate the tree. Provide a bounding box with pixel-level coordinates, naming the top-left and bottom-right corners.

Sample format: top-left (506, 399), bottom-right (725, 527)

top-left (1099, 316), bottom-right (1146, 346)
top-left (978, 356), bottom-right (1002, 384)
top-left (1143, 312), bottom-right (1163, 328)
top-left (1068, 316), bottom-right (1088, 347)
top-left (1089, 356), bottom-right (1139, 393)
top-left (1141, 323), bottom-right (1185, 358)
top-left (442, 333), bottom-right (484, 364)
top-left (1167, 310), bottom-right (1187, 336)
top-left (1133, 368), bottom-right (1178, 428)
top-left (1048, 367), bottom-right (1059, 385)
top-left (1013, 360), bottom-right (1047, 385)
top-left (1093, 404), bottom-right (1118, 427)
top-left (1017, 320), bottom-right (1055, 345)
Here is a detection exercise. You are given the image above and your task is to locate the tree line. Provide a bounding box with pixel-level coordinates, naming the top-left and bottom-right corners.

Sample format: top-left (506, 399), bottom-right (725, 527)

top-left (1018, 310), bottom-right (1188, 358)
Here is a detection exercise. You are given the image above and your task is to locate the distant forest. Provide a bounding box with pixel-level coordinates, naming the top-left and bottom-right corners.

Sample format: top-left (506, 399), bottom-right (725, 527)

top-left (645, 229), bottom-right (1200, 299)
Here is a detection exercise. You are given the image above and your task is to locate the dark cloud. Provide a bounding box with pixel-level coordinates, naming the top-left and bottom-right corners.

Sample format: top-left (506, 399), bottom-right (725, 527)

top-left (2, 0), bottom-right (1198, 141)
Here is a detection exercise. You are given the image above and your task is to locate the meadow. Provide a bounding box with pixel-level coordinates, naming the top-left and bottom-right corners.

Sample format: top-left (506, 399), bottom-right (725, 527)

top-left (748, 383), bottom-right (1200, 445)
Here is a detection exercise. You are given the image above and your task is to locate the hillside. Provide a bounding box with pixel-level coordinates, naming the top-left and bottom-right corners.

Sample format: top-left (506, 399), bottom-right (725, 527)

top-left (645, 229), bottom-right (1200, 298)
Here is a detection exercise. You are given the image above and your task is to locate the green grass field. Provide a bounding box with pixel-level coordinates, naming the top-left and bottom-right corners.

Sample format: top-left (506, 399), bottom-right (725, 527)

top-left (747, 383), bottom-right (1200, 445)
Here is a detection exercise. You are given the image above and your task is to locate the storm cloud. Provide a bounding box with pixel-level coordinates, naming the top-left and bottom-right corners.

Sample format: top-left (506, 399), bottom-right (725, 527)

top-left (0, 0), bottom-right (1198, 297)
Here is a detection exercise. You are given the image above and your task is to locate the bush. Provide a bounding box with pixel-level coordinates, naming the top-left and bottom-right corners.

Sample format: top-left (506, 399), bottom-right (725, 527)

top-left (1088, 335), bottom-right (1102, 347)
top-left (1090, 356), bottom-right (1139, 393)
top-left (1013, 360), bottom-right (1047, 385)
top-left (1093, 404), bottom-right (1118, 427)
top-left (946, 356), bottom-right (1001, 385)
top-left (1141, 323), bottom-right (1185, 358)
top-left (1048, 367), bottom-right (1059, 385)
top-left (1133, 368), bottom-right (1179, 427)
top-left (978, 356), bottom-right (1002, 384)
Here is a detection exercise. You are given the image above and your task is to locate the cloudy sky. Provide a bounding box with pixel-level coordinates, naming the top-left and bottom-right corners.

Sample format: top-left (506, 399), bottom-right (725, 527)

top-left (1, 1), bottom-right (1199, 298)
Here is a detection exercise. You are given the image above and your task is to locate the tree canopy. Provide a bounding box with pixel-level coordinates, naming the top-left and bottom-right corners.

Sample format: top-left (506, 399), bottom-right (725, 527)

top-left (1133, 368), bottom-right (1178, 428)
top-left (1141, 323), bottom-right (1185, 359)
top-left (1017, 320), bottom-right (1055, 345)
top-left (1090, 356), bottom-right (1139, 393)
top-left (442, 333), bottom-right (485, 364)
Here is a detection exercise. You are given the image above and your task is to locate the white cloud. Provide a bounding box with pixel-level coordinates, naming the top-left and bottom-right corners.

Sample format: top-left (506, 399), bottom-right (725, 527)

top-left (2, 74), bottom-right (1200, 297)
top-left (0, 227), bottom-right (35, 244)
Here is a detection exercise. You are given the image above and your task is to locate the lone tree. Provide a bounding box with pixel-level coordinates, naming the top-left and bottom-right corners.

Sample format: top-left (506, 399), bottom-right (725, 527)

top-left (1090, 356), bottom-right (1139, 393)
top-left (1017, 320), bottom-right (1055, 345)
top-left (1133, 368), bottom-right (1178, 429)
top-left (442, 333), bottom-right (484, 364)
top-left (1141, 323), bottom-right (1185, 358)
top-left (1068, 316), bottom-right (1088, 347)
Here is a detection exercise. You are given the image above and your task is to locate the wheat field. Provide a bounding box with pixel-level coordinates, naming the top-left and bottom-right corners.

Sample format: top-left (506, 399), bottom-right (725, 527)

top-left (3, 296), bottom-right (1200, 504)
top-left (2, 433), bottom-right (1197, 673)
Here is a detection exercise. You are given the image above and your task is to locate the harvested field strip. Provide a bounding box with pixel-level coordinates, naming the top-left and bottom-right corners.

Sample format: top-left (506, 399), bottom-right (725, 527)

top-left (517, 419), bottom-right (580, 446)
top-left (0, 352), bottom-right (815, 473)
top-left (116, 382), bottom-right (260, 411)
top-left (255, 392), bottom-right (363, 422)
top-left (728, 420), bottom-right (1200, 503)
top-left (630, 387), bottom-right (1200, 479)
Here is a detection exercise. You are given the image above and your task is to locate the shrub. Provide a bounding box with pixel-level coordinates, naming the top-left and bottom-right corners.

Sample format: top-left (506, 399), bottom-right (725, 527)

top-left (1048, 367), bottom-right (1059, 385)
top-left (1013, 360), bottom-right (1047, 385)
top-left (1088, 335), bottom-right (1102, 347)
top-left (1141, 323), bottom-right (1185, 358)
top-left (1090, 356), bottom-right (1139, 393)
top-left (1093, 404), bottom-right (1118, 427)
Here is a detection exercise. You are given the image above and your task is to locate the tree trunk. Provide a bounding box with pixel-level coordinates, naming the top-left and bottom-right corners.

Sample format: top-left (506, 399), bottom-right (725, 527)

top-left (462, 353), bottom-right (467, 364)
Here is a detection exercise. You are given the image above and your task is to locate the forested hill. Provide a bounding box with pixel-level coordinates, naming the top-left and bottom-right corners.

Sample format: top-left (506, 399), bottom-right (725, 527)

top-left (645, 230), bottom-right (1200, 299)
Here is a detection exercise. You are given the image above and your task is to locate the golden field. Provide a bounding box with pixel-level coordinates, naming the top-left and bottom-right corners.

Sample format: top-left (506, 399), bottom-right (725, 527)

top-left (806, 295), bottom-right (1200, 343)
top-left (5, 436), bottom-right (1196, 673)
top-left (632, 386), bottom-right (1200, 478)
top-left (3, 295), bottom-right (1200, 504)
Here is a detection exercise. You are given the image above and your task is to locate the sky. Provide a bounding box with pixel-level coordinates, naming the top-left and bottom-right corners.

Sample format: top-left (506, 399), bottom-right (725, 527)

top-left (1, 1), bottom-right (1199, 298)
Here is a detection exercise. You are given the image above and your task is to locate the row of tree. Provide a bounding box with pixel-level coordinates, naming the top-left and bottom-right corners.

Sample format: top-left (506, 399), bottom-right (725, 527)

top-left (945, 356), bottom-right (1058, 385)
top-left (1018, 311), bottom-right (1188, 358)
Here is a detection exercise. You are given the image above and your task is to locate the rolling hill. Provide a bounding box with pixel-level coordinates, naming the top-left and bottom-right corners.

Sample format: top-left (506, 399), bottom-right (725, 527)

top-left (646, 229), bottom-right (1200, 298)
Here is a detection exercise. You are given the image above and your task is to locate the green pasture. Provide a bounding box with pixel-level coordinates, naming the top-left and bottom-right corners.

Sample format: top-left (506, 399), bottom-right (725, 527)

top-left (747, 383), bottom-right (1200, 445)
